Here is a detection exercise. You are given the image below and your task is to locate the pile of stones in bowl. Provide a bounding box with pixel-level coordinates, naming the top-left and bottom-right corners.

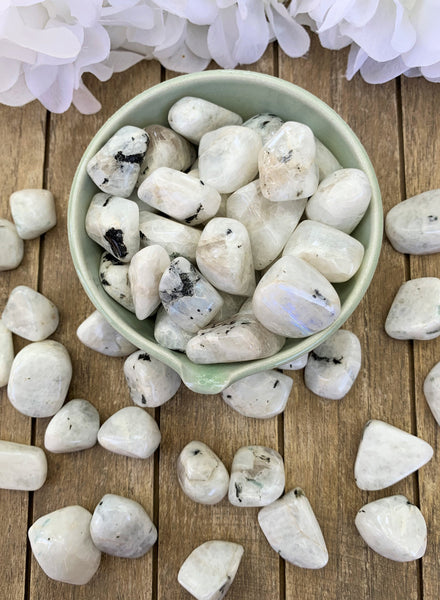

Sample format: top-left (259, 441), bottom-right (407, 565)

top-left (1, 97), bottom-right (440, 598)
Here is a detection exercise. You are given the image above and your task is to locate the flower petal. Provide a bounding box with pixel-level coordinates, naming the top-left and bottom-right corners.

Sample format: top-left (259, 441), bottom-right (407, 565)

top-left (154, 0), bottom-right (218, 25)
top-left (38, 63), bottom-right (74, 113)
top-left (266, 2), bottom-right (310, 58)
top-left (25, 63), bottom-right (58, 96)
top-left (155, 39), bottom-right (210, 73)
top-left (0, 72), bottom-right (35, 107)
top-left (106, 49), bottom-right (144, 72)
top-left (346, 43), bottom-right (368, 79)
top-left (207, 6), bottom-right (239, 68)
top-left (72, 80), bottom-right (101, 114)
top-left (185, 22), bottom-right (210, 59)
top-left (360, 55), bottom-right (407, 83)
top-left (234, 0), bottom-right (269, 65)
top-left (0, 56), bottom-right (21, 92)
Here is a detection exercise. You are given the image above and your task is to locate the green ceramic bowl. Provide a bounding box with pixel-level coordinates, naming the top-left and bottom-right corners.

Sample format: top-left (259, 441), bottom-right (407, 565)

top-left (68, 70), bottom-right (382, 395)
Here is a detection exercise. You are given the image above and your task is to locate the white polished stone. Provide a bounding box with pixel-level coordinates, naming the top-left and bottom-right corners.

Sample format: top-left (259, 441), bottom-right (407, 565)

top-left (87, 125), bottom-right (148, 196)
top-left (138, 167), bottom-right (221, 226)
top-left (227, 180), bottom-right (306, 270)
top-left (222, 370), bottom-right (292, 419)
top-left (304, 329), bottom-right (362, 400)
top-left (0, 320), bottom-right (14, 387)
top-left (8, 340), bottom-right (72, 418)
top-left (283, 220), bottom-right (365, 283)
top-left (385, 277), bottom-right (440, 340)
top-left (354, 419), bottom-right (433, 491)
top-left (154, 305), bottom-right (193, 352)
top-left (252, 255), bottom-right (341, 338)
top-left (178, 540), bottom-right (244, 600)
top-left (77, 310), bottom-right (138, 357)
top-left (2, 285), bottom-right (59, 341)
top-left (229, 445), bottom-right (285, 507)
top-left (196, 217), bottom-right (255, 296)
top-left (124, 350), bottom-right (181, 408)
top-left (168, 96), bottom-right (243, 144)
top-left (306, 168), bottom-right (372, 234)
top-left (28, 505), bottom-right (101, 585)
top-left (423, 361), bottom-right (440, 425)
top-left (129, 245), bottom-right (170, 320)
top-left (186, 314), bottom-right (285, 364)
top-left (355, 495), bottom-right (427, 562)
top-left (258, 488), bottom-right (328, 569)
top-left (278, 353), bottom-right (308, 371)
top-left (243, 113), bottom-right (284, 145)
top-left (386, 189), bottom-right (440, 254)
top-left (315, 138), bottom-right (341, 181)
top-left (0, 440), bottom-right (47, 490)
top-left (0, 218), bottom-right (24, 271)
top-left (90, 494), bottom-right (157, 558)
top-left (85, 193), bottom-right (139, 263)
top-left (211, 292), bottom-right (246, 324)
top-left (159, 256), bottom-right (223, 334)
top-left (10, 189), bottom-right (56, 239)
top-left (259, 121), bottom-right (318, 202)
top-left (98, 406), bottom-right (161, 459)
top-left (198, 126), bottom-right (262, 194)
top-left (177, 440), bottom-right (229, 505)
top-left (44, 399), bottom-right (100, 453)
top-left (99, 252), bottom-right (135, 312)
top-left (139, 212), bottom-right (201, 262)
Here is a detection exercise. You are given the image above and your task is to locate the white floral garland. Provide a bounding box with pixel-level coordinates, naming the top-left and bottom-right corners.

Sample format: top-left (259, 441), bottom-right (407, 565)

top-left (0, 0), bottom-right (438, 114)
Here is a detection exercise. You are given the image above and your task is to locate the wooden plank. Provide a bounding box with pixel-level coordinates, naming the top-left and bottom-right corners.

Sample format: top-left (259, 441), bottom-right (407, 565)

top-left (28, 61), bottom-right (162, 599)
top-left (280, 37), bottom-right (420, 599)
top-left (401, 75), bottom-right (440, 600)
top-left (0, 101), bottom-right (46, 600)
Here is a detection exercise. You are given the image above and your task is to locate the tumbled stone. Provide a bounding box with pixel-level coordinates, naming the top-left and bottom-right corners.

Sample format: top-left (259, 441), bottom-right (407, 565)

top-left (211, 292), bottom-right (246, 324)
top-left (178, 540), bottom-right (244, 600)
top-left (186, 314), bottom-right (285, 364)
top-left (0, 218), bottom-right (24, 271)
top-left (9, 189), bottom-right (56, 239)
top-left (159, 257), bottom-right (223, 334)
top-left (138, 167), bottom-right (221, 226)
top-left (0, 440), bottom-right (47, 490)
top-left (386, 189), bottom-right (440, 255)
top-left (44, 399), bottom-right (100, 453)
top-left (77, 310), bottom-right (138, 357)
top-left (423, 361), bottom-right (440, 425)
top-left (0, 320), bottom-right (14, 387)
top-left (8, 340), bottom-right (72, 418)
top-left (355, 495), bottom-right (427, 562)
top-left (315, 138), bottom-right (341, 181)
top-left (354, 419), bottom-right (433, 491)
top-left (87, 125), bottom-right (149, 196)
top-left (85, 193), bottom-right (140, 263)
top-left (306, 168), bottom-right (372, 234)
top-left (227, 180), bottom-right (306, 270)
top-left (129, 245), bottom-right (170, 320)
top-left (137, 123), bottom-right (196, 185)
top-left (385, 277), bottom-right (440, 340)
top-left (304, 329), bottom-right (361, 400)
top-left (259, 121), bottom-right (318, 202)
top-left (2, 285), bottom-right (59, 341)
top-left (196, 218), bottom-right (255, 296)
top-left (99, 252), bottom-right (135, 312)
top-left (278, 353), bottom-right (308, 371)
top-left (168, 96), bottom-right (243, 144)
top-left (90, 494), bottom-right (157, 558)
top-left (283, 220), bottom-right (365, 283)
top-left (123, 350), bottom-right (181, 408)
top-left (28, 505), bottom-right (101, 585)
top-left (154, 306), bottom-right (193, 352)
top-left (139, 212), bottom-right (201, 261)
top-left (222, 370), bottom-right (292, 419)
top-left (243, 113), bottom-right (284, 145)
top-left (198, 126), bottom-right (262, 194)
top-left (252, 255), bottom-right (341, 338)
top-left (229, 445), bottom-right (285, 507)
top-left (177, 441), bottom-right (229, 505)
top-left (98, 406), bottom-right (161, 459)
top-left (258, 488), bottom-right (328, 568)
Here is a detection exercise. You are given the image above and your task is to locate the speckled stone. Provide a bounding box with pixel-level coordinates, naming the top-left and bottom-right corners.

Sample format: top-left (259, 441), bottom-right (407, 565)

top-left (0, 440), bottom-right (47, 491)
top-left (178, 540), bottom-right (244, 600)
top-left (177, 441), bottom-right (229, 505)
top-left (2, 285), bottom-right (59, 341)
top-left (229, 445), bottom-right (285, 507)
top-left (28, 505), bottom-right (101, 585)
top-left (278, 353), bottom-right (308, 371)
top-left (44, 399), bottom-right (100, 453)
top-left (385, 277), bottom-right (440, 340)
top-left (222, 370), bottom-right (292, 419)
top-left (354, 420), bottom-right (433, 491)
top-left (90, 494), bottom-right (157, 558)
top-left (0, 320), bottom-right (14, 387)
top-left (423, 361), bottom-right (440, 425)
top-left (355, 495), bottom-right (427, 562)
top-left (139, 212), bottom-right (202, 262)
top-left (10, 189), bottom-right (56, 239)
top-left (123, 350), bottom-right (181, 408)
top-left (77, 310), bottom-right (138, 357)
top-left (129, 245), bottom-right (170, 320)
top-left (153, 306), bottom-right (193, 352)
top-left (243, 113), bottom-right (284, 145)
top-left (8, 340), bottom-right (72, 418)
top-left (99, 252), bottom-right (135, 312)
top-left (0, 218), bottom-right (24, 271)
top-left (87, 125), bottom-right (149, 197)
top-left (258, 488), bottom-right (328, 569)
top-left (315, 138), bottom-right (341, 182)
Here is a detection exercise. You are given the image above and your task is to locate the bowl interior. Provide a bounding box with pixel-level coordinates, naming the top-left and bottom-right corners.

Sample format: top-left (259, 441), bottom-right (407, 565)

top-left (68, 70), bottom-right (382, 394)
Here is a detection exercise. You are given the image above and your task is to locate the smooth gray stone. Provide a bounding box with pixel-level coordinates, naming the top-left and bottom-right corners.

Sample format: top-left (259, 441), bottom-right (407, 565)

top-left (77, 310), bottom-right (138, 357)
top-left (315, 138), bottom-right (341, 181)
top-left (153, 306), bottom-right (193, 352)
top-left (278, 353), bottom-right (308, 371)
top-left (0, 218), bottom-right (24, 271)
top-left (44, 399), bottom-right (100, 453)
top-left (0, 440), bottom-right (47, 490)
top-left (9, 189), bottom-right (56, 239)
top-left (423, 361), bottom-right (440, 425)
top-left (90, 494), bottom-right (157, 558)
top-left (211, 292), bottom-right (246, 324)
top-left (242, 113), bottom-right (284, 145)
top-left (139, 212), bottom-right (201, 262)
top-left (0, 320), bottom-right (14, 387)
top-left (129, 245), bottom-right (170, 320)
top-left (99, 252), bottom-right (135, 313)
top-left (2, 285), bottom-right (59, 341)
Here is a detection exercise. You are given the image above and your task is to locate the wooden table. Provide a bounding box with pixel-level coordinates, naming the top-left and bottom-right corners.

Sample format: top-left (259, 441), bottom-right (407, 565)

top-left (1, 36), bottom-right (439, 600)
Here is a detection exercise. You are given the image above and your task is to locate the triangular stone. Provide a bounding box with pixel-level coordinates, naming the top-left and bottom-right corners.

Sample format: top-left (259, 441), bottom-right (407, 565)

top-left (98, 407), bottom-right (160, 459)
top-left (354, 420), bottom-right (433, 490)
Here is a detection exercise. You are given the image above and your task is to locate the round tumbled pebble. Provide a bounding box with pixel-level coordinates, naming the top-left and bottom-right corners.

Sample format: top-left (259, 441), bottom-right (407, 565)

top-left (9, 189), bottom-right (56, 239)
top-left (2, 285), bottom-right (59, 341)
top-left (0, 440), bottom-right (47, 491)
top-left (139, 212), bottom-right (201, 262)
top-left (77, 310), bottom-right (138, 357)
top-left (315, 138), bottom-right (341, 181)
top-left (424, 361), bottom-right (440, 425)
top-left (0, 321), bottom-right (14, 387)
top-left (128, 245), bottom-right (170, 320)
top-left (44, 399), bottom-right (100, 453)
top-left (242, 113), bottom-right (284, 144)
top-left (99, 252), bottom-right (135, 312)
top-left (153, 306), bottom-right (193, 352)
top-left (278, 353), bottom-right (308, 371)
top-left (0, 218), bottom-right (24, 271)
